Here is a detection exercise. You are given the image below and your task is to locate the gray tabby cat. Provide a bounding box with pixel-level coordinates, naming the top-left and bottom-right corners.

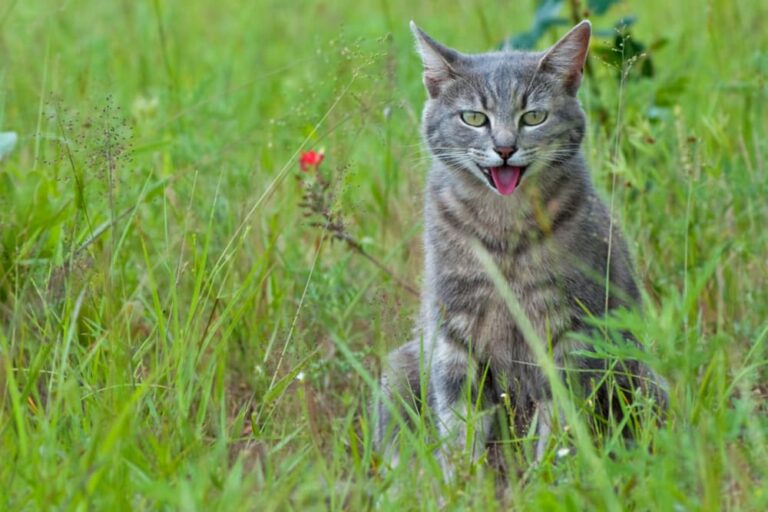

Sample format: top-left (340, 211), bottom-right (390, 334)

top-left (374, 20), bottom-right (666, 475)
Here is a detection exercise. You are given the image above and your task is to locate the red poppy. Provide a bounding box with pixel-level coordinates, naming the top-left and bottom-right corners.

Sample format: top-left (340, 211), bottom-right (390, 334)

top-left (299, 150), bottom-right (324, 172)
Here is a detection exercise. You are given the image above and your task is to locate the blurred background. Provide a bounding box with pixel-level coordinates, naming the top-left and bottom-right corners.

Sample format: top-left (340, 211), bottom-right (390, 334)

top-left (1, 0), bottom-right (766, 509)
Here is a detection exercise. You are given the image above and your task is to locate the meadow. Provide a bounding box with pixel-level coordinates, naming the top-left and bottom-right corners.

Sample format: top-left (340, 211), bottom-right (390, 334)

top-left (1, 0), bottom-right (766, 509)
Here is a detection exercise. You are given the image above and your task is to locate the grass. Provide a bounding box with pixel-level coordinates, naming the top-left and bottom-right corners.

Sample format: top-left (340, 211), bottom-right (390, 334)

top-left (1, 0), bottom-right (767, 509)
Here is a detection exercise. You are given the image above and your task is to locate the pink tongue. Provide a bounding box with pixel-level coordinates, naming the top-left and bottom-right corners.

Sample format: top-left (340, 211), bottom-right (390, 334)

top-left (490, 166), bottom-right (522, 196)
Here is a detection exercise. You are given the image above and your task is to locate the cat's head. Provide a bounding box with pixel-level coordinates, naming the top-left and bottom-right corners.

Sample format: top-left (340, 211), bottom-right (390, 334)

top-left (412, 21), bottom-right (591, 196)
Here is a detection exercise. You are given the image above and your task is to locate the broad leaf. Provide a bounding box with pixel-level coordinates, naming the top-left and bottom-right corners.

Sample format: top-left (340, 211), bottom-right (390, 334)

top-left (501, 0), bottom-right (568, 50)
top-left (588, 0), bottom-right (621, 16)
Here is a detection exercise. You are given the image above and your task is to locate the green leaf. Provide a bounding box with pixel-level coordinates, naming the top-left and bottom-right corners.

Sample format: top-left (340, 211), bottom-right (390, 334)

top-left (500, 0), bottom-right (567, 50)
top-left (588, 0), bottom-right (621, 16)
top-left (261, 350), bottom-right (318, 406)
top-left (592, 19), bottom-right (656, 80)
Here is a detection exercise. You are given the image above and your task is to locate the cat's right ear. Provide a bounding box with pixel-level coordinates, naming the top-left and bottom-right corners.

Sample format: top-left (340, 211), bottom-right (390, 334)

top-left (410, 21), bottom-right (463, 99)
top-left (538, 20), bottom-right (592, 95)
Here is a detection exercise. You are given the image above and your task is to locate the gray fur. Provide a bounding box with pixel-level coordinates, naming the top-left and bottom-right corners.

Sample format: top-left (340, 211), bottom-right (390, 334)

top-left (374, 21), bottom-right (666, 475)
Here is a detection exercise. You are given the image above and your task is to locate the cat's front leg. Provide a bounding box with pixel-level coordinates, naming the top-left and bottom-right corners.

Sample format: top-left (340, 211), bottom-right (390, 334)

top-left (432, 338), bottom-right (491, 481)
top-left (535, 400), bottom-right (554, 462)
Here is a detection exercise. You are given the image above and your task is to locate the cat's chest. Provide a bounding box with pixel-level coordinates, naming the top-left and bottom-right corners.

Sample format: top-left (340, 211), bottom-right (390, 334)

top-left (426, 186), bottom-right (577, 353)
top-left (434, 240), bottom-right (572, 358)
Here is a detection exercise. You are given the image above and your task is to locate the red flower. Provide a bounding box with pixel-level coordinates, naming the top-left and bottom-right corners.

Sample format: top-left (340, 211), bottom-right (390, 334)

top-left (299, 150), bottom-right (324, 172)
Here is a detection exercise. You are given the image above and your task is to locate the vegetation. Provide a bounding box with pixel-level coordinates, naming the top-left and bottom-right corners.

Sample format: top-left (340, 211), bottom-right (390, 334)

top-left (1, 0), bottom-right (766, 509)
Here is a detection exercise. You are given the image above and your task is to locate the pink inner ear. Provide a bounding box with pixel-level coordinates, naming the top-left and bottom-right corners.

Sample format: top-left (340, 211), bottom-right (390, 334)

top-left (423, 61), bottom-right (455, 98)
top-left (424, 76), bottom-right (442, 98)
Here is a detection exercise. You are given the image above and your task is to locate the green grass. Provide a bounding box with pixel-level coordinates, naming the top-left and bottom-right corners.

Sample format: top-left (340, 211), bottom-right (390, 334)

top-left (1, 0), bottom-right (767, 509)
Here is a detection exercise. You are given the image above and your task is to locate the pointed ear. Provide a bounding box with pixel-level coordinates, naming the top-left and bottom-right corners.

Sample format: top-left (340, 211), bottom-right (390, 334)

top-left (538, 20), bottom-right (591, 94)
top-left (410, 21), bottom-right (463, 99)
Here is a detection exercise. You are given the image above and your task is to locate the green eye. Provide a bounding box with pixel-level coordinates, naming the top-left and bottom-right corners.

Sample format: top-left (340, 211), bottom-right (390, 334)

top-left (460, 111), bottom-right (488, 127)
top-left (521, 110), bottom-right (547, 126)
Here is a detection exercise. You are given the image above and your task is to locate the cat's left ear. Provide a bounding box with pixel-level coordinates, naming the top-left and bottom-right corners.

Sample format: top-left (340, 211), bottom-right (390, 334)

top-left (538, 20), bottom-right (591, 94)
top-left (410, 21), bottom-right (464, 99)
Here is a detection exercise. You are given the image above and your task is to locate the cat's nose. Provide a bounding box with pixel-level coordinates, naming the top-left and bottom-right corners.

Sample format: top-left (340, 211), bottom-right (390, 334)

top-left (494, 146), bottom-right (517, 160)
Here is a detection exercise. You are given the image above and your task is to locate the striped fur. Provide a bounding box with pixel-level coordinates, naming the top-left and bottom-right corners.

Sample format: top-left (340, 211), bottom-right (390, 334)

top-left (374, 21), bottom-right (666, 475)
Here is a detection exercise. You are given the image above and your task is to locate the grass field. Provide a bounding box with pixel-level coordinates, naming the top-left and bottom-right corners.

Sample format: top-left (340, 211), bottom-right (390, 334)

top-left (1, 0), bottom-right (767, 509)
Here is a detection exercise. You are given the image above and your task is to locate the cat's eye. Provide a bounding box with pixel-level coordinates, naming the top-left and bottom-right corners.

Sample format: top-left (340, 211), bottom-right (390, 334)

top-left (521, 110), bottom-right (548, 126)
top-left (460, 111), bottom-right (488, 127)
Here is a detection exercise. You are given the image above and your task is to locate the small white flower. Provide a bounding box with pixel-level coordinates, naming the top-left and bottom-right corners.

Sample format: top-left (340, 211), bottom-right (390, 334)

top-left (556, 447), bottom-right (571, 459)
top-left (131, 96), bottom-right (159, 121)
top-left (0, 132), bottom-right (18, 160)
top-left (296, 371), bottom-right (306, 382)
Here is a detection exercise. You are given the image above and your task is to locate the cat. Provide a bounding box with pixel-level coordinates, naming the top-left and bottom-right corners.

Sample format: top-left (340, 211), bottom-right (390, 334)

top-left (373, 20), bottom-right (666, 477)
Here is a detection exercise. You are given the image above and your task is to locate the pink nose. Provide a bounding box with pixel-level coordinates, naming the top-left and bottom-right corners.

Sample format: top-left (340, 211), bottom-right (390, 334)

top-left (494, 146), bottom-right (516, 160)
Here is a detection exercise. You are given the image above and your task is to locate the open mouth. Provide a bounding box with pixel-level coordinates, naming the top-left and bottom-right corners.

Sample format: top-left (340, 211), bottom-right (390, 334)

top-left (481, 166), bottom-right (526, 196)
